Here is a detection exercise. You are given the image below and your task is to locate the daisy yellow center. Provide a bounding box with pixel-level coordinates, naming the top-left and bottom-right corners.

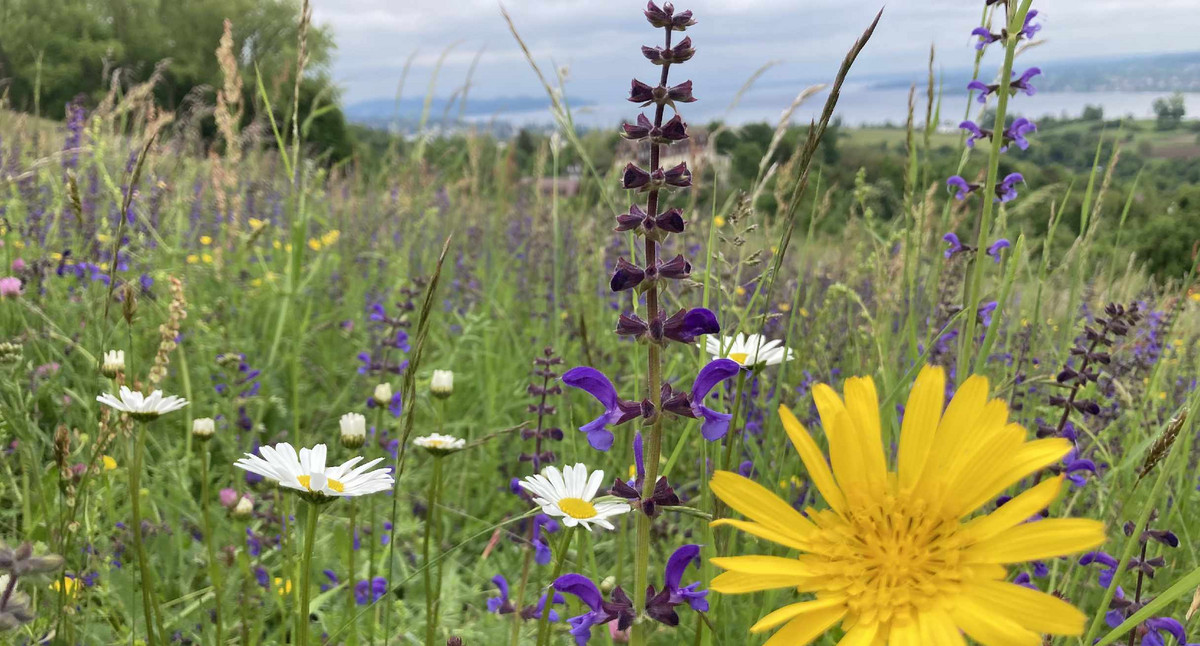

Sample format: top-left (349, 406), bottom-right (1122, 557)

top-left (727, 352), bottom-right (748, 365)
top-left (557, 497), bottom-right (598, 520)
top-left (297, 475), bottom-right (345, 493)
top-left (811, 488), bottom-right (965, 626)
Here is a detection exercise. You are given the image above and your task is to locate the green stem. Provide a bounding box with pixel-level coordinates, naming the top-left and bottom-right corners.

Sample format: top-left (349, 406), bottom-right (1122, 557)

top-left (129, 422), bottom-right (162, 646)
top-left (299, 502), bottom-right (320, 646)
top-left (423, 457), bottom-right (444, 646)
top-left (347, 499), bottom-right (358, 646)
top-left (536, 527), bottom-right (576, 646)
top-left (200, 447), bottom-right (225, 644)
top-left (508, 542), bottom-right (535, 646)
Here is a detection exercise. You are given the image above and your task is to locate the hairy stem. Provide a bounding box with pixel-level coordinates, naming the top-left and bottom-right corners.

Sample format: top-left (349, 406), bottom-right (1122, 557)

top-left (129, 423), bottom-right (162, 646)
top-left (299, 501), bottom-right (320, 646)
top-left (423, 456), bottom-right (444, 646)
top-left (535, 527), bottom-right (575, 646)
top-left (200, 448), bottom-right (225, 644)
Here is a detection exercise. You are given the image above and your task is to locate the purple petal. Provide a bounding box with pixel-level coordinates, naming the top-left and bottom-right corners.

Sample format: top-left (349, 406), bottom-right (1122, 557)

top-left (563, 366), bottom-right (619, 410)
top-left (663, 544), bottom-right (701, 590)
top-left (554, 573), bottom-right (604, 612)
top-left (691, 359), bottom-right (740, 401)
top-left (697, 405), bottom-right (733, 441)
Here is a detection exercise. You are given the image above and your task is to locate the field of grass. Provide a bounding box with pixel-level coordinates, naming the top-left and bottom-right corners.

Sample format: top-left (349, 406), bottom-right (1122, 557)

top-left (2, 3), bottom-right (1200, 646)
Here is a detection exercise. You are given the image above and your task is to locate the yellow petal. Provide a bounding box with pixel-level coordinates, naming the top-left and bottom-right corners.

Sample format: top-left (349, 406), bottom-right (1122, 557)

top-left (924, 375), bottom-right (989, 471)
top-left (897, 365), bottom-right (946, 491)
top-left (960, 476), bottom-right (1065, 543)
top-left (750, 597), bottom-right (844, 633)
top-left (778, 404), bottom-right (845, 513)
top-left (842, 376), bottom-right (888, 493)
top-left (955, 437), bottom-right (1073, 514)
top-left (710, 471), bottom-right (817, 547)
top-left (710, 571), bottom-right (811, 594)
top-left (949, 596), bottom-right (1043, 646)
top-left (966, 518), bottom-right (1106, 564)
top-left (711, 518), bottom-right (810, 551)
top-left (812, 382), bottom-right (848, 432)
top-left (836, 622), bottom-right (878, 646)
top-left (965, 580), bottom-right (1087, 635)
top-left (918, 608), bottom-right (967, 646)
top-left (762, 604), bottom-right (847, 646)
top-left (710, 555), bottom-right (811, 577)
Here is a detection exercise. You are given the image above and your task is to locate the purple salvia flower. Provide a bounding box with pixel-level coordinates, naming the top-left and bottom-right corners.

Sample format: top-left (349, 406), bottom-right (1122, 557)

top-left (943, 232), bottom-right (968, 258)
top-left (487, 575), bottom-right (513, 614)
top-left (946, 176), bottom-right (981, 201)
top-left (971, 27), bottom-right (1002, 51)
top-left (561, 367), bottom-right (644, 451)
top-left (658, 307), bottom-right (718, 344)
top-left (645, 544), bottom-right (709, 626)
top-left (1012, 67), bottom-right (1041, 95)
top-left (960, 120), bottom-right (990, 147)
top-left (610, 258), bottom-right (646, 292)
top-left (1020, 10), bottom-right (1042, 40)
top-left (610, 433), bottom-right (680, 516)
top-left (996, 172), bottom-right (1025, 203)
top-left (644, 1), bottom-right (696, 31)
top-left (1004, 117), bottom-right (1038, 151)
top-left (1079, 551), bottom-right (1119, 588)
top-left (986, 238), bottom-right (1011, 263)
top-left (660, 359), bottom-right (741, 440)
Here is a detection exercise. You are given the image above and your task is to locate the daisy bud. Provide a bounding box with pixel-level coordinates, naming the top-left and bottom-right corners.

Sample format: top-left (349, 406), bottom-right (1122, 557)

top-left (192, 417), bottom-right (216, 441)
top-left (101, 350), bottom-right (126, 378)
top-left (373, 383), bottom-right (394, 406)
top-left (600, 575), bottom-right (617, 593)
top-left (414, 433), bottom-right (467, 456)
top-left (232, 496), bottom-right (253, 520)
top-left (431, 370), bottom-right (454, 399)
top-left (340, 412), bottom-right (367, 449)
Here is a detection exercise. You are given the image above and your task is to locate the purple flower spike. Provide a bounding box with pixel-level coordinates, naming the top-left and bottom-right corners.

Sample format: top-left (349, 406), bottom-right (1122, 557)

top-left (986, 238), bottom-right (1010, 263)
top-left (660, 307), bottom-right (719, 344)
top-left (561, 367), bottom-right (642, 451)
top-left (996, 172), bottom-right (1025, 203)
top-left (644, 1), bottom-right (696, 31)
top-left (947, 176), bottom-right (980, 200)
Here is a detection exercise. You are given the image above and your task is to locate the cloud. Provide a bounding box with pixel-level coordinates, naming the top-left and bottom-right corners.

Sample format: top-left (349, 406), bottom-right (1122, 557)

top-left (316, 0), bottom-right (1199, 107)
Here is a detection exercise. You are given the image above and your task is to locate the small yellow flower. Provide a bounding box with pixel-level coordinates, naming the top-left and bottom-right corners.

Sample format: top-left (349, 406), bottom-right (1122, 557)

top-left (201, 253), bottom-right (214, 264)
top-left (199, 235), bottom-right (213, 246)
top-left (102, 455), bottom-right (117, 471)
top-left (778, 302), bottom-right (791, 313)
top-left (1190, 291), bottom-right (1200, 302)
top-left (799, 307), bottom-right (810, 318)
top-left (275, 577), bottom-right (292, 596)
top-left (251, 278), bottom-right (263, 287)
top-left (12, 240), bottom-right (25, 249)
top-left (273, 240), bottom-right (282, 250)
top-left (97, 233), bottom-right (113, 244)
top-left (1159, 392), bottom-right (1167, 400)
top-left (735, 286), bottom-right (746, 297)
top-left (285, 243), bottom-right (293, 253)
top-left (50, 252), bottom-right (63, 261)
top-left (321, 230), bottom-right (340, 246)
top-left (711, 366), bottom-right (1104, 645)
top-left (714, 215), bottom-right (726, 228)
top-left (307, 238), bottom-right (322, 251)
top-left (186, 254), bottom-right (200, 265)
top-left (249, 218), bottom-right (266, 231)
top-left (770, 245), bottom-right (778, 254)
top-left (51, 576), bottom-right (80, 597)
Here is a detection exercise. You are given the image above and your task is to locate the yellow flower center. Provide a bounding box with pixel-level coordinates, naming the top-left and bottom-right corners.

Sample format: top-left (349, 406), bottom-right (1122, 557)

top-left (727, 352), bottom-right (748, 365)
top-left (297, 475), bottom-right (345, 493)
top-left (809, 488), bottom-right (966, 627)
top-left (557, 497), bottom-right (598, 520)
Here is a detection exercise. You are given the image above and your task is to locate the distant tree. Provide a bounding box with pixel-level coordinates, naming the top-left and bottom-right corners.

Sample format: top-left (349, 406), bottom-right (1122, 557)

top-left (1153, 92), bottom-right (1186, 130)
top-left (1081, 104), bottom-right (1104, 121)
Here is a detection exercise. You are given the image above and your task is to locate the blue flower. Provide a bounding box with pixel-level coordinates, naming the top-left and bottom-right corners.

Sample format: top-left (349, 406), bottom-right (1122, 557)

top-left (660, 359), bottom-right (741, 440)
top-left (561, 366), bottom-right (644, 451)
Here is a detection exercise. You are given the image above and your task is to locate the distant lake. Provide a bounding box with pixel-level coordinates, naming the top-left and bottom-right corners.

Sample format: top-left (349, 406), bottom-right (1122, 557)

top-left (466, 83), bottom-right (1200, 129)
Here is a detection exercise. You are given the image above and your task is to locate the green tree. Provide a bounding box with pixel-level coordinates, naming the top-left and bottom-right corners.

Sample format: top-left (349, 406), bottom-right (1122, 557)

top-left (1153, 92), bottom-right (1186, 130)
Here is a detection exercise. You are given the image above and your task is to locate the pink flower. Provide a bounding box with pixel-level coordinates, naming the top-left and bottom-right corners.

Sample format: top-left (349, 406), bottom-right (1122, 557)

top-left (0, 276), bottom-right (21, 298)
top-left (11, 259), bottom-right (26, 272)
top-left (219, 488), bottom-right (240, 508)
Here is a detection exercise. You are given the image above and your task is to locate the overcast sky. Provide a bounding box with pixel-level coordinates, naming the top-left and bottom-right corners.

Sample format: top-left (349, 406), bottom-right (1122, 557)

top-left (315, 0), bottom-right (1200, 108)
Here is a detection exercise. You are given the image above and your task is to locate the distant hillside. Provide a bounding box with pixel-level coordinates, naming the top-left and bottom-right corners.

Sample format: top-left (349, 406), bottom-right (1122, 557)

top-left (345, 95), bottom-right (593, 126)
top-left (872, 51), bottom-right (1200, 93)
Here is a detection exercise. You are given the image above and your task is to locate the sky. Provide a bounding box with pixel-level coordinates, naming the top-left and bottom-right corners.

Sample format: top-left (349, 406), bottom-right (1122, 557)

top-left (315, 0), bottom-right (1200, 111)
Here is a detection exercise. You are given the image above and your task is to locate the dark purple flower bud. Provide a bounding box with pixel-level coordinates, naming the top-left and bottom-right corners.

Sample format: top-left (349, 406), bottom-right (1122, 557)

top-left (656, 254), bottom-right (692, 280)
top-left (986, 238), bottom-right (1011, 262)
top-left (615, 204), bottom-right (649, 232)
top-left (996, 172), bottom-right (1025, 203)
top-left (642, 36), bottom-right (695, 65)
top-left (654, 208), bottom-right (686, 233)
top-left (622, 114), bottom-right (654, 140)
top-left (947, 176), bottom-right (981, 200)
top-left (656, 114), bottom-right (689, 143)
top-left (628, 79), bottom-right (656, 104)
top-left (1143, 529), bottom-right (1180, 548)
top-left (666, 80), bottom-right (696, 104)
top-left (644, 1), bottom-right (695, 30)
top-left (660, 307), bottom-right (719, 344)
top-left (615, 312), bottom-right (650, 339)
top-left (621, 163), bottom-right (652, 190)
top-left (610, 258), bottom-right (646, 292)
top-left (663, 162), bottom-right (692, 188)
top-left (561, 367), bottom-right (643, 451)
top-left (959, 120), bottom-right (991, 147)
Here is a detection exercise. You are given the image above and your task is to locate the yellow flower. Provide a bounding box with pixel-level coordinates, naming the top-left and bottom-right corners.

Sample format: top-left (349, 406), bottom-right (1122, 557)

top-left (307, 238), bottom-right (322, 251)
top-left (735, 286), bottom-right (746, 297)
top-left (778, 302), bottom-right (791, 313)
top-left (275, 577), bottom-right (292, 596)
top-left (51, 576), bottom-right (80, 597)
top-left (97, 233), bottom-right (113, 244)
top-left (201, 253), bottom-right (214, 264)
top-left (1190, 291), bottom-right (1200, 302)
top-left (273, 240), bottom-right (282, 250)
top-left (199, 235), bottom-right (213, 246)
top-left (799, 307), bottom-right (810, 318)
top-left (102, 455), bottom-right (117, 471)
top-left (13, 239), bottom-right (25, 249)
top-left (710, 365), bottom-right (1104, 646)
top-left (249, 218), bottom-right (266, 231)
top-left (186, 254), bottom-right (200, 264)
top-left (714, 215), bottom-right (726, 228)
top-left (321, 230), bottom-right (340, 246)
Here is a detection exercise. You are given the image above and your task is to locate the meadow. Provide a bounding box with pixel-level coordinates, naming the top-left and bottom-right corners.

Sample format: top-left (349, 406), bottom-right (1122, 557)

top-left (1, 1), bottom-right (1200, 645)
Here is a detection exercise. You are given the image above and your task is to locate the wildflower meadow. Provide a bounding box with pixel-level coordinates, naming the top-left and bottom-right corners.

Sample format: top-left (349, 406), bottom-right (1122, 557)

top-left (2, 1), bottom-right (1200, 645)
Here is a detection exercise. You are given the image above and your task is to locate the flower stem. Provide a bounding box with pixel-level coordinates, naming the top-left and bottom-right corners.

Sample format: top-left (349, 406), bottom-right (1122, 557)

top-left (423, 456), bottom-right (444, 646)
top-left (199, 447), bottom-right (225, 644)
top-left (347, 499), bottom-right (359, 646)
top-left (128, 422), bottom-right (162, 646)
top-left (298, 501), bottom-right (320, 646)
top-left (535, 527), bottom-right (575, 646)
top-left (509, 529), bottom-right (536, 646)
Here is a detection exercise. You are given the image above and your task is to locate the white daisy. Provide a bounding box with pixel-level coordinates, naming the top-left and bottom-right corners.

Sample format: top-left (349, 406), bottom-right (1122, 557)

top-left (234, 443), bottom-right (394, 501)
top-left (430, 370), bottom-right (454, 398)
top-left (96, 386), bottom-right (188, 421)
top-left (518, 463), bottom-right (631, 531)
top-left (339, 412), bottom-right (367, 449)
top-left (101, 350), bottom-right (125, 377)
top-left (413, 433), bottom-right (466, 456)
top-left (705, 333), bottom-right (794, 368)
